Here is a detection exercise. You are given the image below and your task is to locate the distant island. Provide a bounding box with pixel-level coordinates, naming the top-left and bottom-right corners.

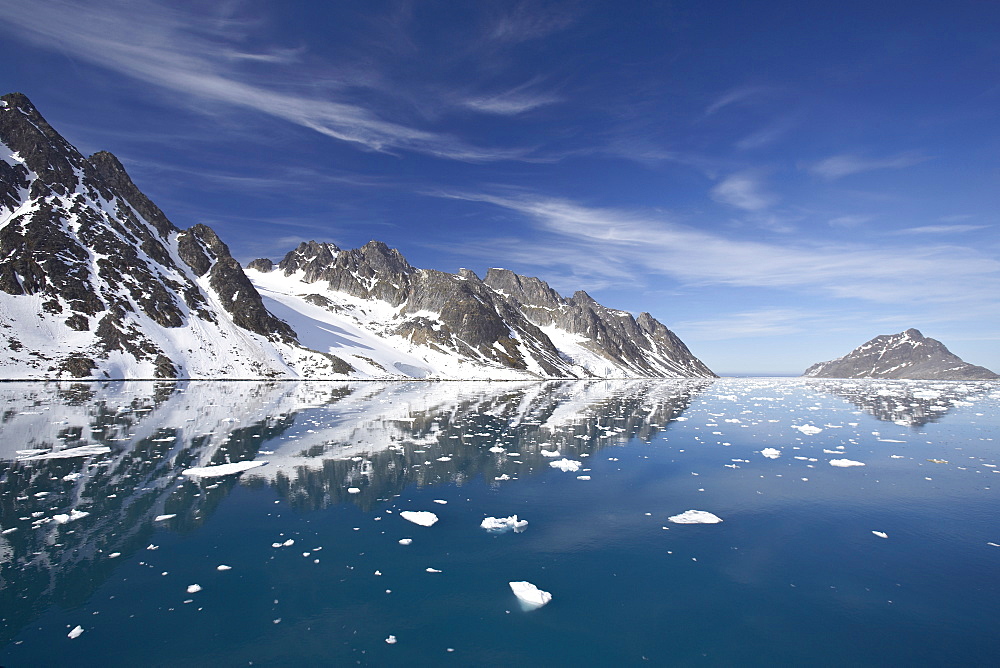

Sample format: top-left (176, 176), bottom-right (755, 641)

top-left (803, 328), bottom-right (998, 380)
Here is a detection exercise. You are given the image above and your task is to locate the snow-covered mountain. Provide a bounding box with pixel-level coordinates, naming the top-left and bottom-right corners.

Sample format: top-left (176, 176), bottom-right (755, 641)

top-left (803, 328), bottom-right (998, 380)
top-left (0, 92), bottom-right (713, 380)
top-left (246, 241), bottom-right (715, 379)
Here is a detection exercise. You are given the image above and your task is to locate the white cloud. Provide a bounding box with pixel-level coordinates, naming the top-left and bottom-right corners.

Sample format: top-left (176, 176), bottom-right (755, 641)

top-left (808, 152), bottom-right (927, 180)
top-left (711, 172), bottom-right (776, 211)
top-left (828, 214), bottom-right (874, 228)
top-left (462, 91), bottom-right (561, 115)
top-left (0, 0), bottom-right (528, 162)
top-left (436, 191), bottom-right (1000, 306)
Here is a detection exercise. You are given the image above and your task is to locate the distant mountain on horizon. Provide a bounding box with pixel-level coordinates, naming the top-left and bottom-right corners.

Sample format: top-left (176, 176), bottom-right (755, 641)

top-left (803, 328), bottom-right (998, 380)
top-left (0, 92), bottom-right (714, 380)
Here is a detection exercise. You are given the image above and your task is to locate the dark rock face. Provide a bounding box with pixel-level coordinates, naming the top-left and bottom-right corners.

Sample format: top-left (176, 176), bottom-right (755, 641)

top-left (0, 92), bottom-right (350, 378)
top-left (258, 242), bottom-right (716, 378)
top-left (803, 328), bottom-right (998, 380)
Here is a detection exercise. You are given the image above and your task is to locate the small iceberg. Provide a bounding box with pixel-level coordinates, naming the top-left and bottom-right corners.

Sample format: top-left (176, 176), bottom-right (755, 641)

top-left (549, 459), bottom-right (582, 472)
top-left (400, 511), bottom-right (438, 527)
top-left (20, 445), bottom-right (111, 460)
top-left (791, 425), bottom-right (823, 436)
top-left (481, 515), bottom-right (528, 533)
top-left (829, 459), bottom-right (865, 467)
top-left (760, 448), bottom-right (781, 459)
top-left (872, 531), bottom-right (888, 539)
top-left (668, 510), bottom-right (723, 524)
top-left (509, 581), bottom-right (552, 610)
top-left (182, 461), bottom-right (267, 478)
top-left (68, 625), bottom-right (84, 639)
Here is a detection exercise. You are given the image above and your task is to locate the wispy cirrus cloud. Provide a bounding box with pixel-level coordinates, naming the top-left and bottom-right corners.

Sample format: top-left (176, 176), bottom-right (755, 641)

top-left (461, 89), bottom-right (561, 115)
top-left (808, 151), bottom-right (928, 180)
top-left (711, 171), bottom-right (776, 211)
top-left (0, 0), bottom-right (531, 162)
top-left (434, 190), bottom-right (1000, 305)
top-left (896, 224), bottom-right (989, 234)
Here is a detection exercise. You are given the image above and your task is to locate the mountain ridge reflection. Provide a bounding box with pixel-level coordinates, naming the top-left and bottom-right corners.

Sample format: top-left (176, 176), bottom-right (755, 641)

top-left (0, 379), bottom-right (711, 642)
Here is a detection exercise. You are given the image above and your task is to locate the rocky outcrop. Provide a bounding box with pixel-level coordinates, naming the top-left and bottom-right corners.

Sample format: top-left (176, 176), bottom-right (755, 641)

top-left (803, 328), bottom-right (998, 380)
top-left (0, 92), bottom-right (351, 379)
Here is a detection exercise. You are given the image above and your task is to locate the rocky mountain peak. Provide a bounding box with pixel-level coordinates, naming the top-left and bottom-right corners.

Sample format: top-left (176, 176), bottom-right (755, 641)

top-left (803, 329), bottom-right (998, 380)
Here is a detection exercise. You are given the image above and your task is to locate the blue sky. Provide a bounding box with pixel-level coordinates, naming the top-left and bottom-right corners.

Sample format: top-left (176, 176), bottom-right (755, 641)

top-left (2, 0), bottom-right (999, 375)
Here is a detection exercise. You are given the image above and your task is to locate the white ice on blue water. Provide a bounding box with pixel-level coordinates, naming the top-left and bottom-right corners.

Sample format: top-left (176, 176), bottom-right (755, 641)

top-left (760, 448), bottom-right (781, 459)
top-left (549, 458), bottom-right (582, 472)
top-left (19, 444), bottom-right (111, 460)
top-left (668, 510), bottom-right (723, 524)
top-left (182, 460), bottom-right (267, 477)
top-left (481, 515), bottom-right (528, 533)
top-left (400, 511), bottom-right (438, 526)
top-left (829, 459), bottom-right (865, 467)
top-left (509, 581), bottom-right (552, 609)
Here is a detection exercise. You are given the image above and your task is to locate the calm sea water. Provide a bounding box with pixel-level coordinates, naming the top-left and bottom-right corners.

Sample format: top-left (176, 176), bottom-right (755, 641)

top-left (1, 378), bottom-right (998, 666)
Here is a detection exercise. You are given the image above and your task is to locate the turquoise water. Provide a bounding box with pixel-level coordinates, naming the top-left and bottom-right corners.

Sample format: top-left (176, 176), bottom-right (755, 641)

top-left (1, 378), bottom-right (998, 666)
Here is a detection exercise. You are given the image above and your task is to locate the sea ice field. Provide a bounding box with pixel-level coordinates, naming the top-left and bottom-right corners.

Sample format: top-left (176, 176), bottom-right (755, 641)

top-left (1, 378), bottom-right (998, 666)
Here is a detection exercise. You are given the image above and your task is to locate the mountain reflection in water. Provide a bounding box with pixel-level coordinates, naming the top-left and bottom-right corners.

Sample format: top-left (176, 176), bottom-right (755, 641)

top-left (0, 379), bottom-right (711, 642)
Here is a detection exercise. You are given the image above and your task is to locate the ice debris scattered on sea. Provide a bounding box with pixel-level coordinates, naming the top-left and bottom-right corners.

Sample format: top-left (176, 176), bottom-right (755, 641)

top-left (668, 510), bottom-right (723, 524)
top-left (791, 425), bottom-right (823, 436)
top-left (549, 458), bottom-right (582, 472)
top-left (760, 448), bottom-right (781, 459)
top-left (400, 511), bottom-right (438, 527)
top-left (481, 515), bottom-right (528, 533)
top-left (509, 581), bottom-right (552, 609)
top-left (182, 461), bottom-right (267, 478)
top-left (53, 510), bottom-right (89, 524)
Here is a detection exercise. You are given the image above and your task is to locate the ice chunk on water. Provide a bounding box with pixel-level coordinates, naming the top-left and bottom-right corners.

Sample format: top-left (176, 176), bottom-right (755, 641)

top-left (217, 564), bottom-right (232, 571)
top-left (540, 449), bottom-right (560, 457)
top-left (182, 461), bottom-right (267, 478)
top-left (53, 510), bottom-right (89, 524)
top-left (872, 531), bottom-right (888, 539)
top-left (385, 635), bottom-right (397, 644)
top-left (481, 515), bottom-right (528, 533)
top-left (398, 538), bottom-right (413, 545)
top-left (154, 514), bottom-right (176, 522)
top-left (760, 448), bottom-right (781, 459)
top-left (668, 510), bottom-right (723, 524)
top-left (509, 581), bottom-right (552, 609)
top-left (791, 425), bottom-right (823, 436)
top-left (347, 487), bottom-right (361, 494)
top-left (549, 459), bottom-right (582, 472)
top-left (68, 625), bottom-right (84, 639)
top-left (400, 511), bottom-right (438, 527)
top-left (829, 459), bottom-right (865, 467)
top-left (187, 584), bottom-right (202, 593)
top-left (20, 445), bottom-right (111, 460)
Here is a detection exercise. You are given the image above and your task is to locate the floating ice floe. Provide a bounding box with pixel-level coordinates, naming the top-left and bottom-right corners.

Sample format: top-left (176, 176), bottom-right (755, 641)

top-left (400, 511), bottom-right (438, 527)
top-left (20, 445), bottom-right (111, 460)
top-left (791, 425), bottom-right (823, 436)
top-left (480, 515), bottom-right (528, 533)
top-left (68, 625), bottom-right (84, 639)
top-left (154, 514), bottom-right (176, 522)
top-left (347, 487), bottom-right (361, 494)
top-left (539, 449), bottom-right (560, 457)
top-left (187, 584), bottom-right (202, 593)
top-left (53, 510), bottom-right (89, 524)
top-left (509, 581), bottom-right (552, 609)
top-left (217, 564), bottom-right (232, 571)
top-left (385, 635), bottom-right (397, 644)
top-left (829, 459), bottom-right (865, 468)
top-left (760, 448), bottom-right (781, 459)
top-left (872, 531), bottom-right (888, 539)
top-left (426, 567), bottom-right (442, 573)
top-left (549, 459), bottom-right (582, 472)
top-left (182, 461), bottom-right (267, 478)
top-left (667, 510), bottom-right (723, 524)
top-left (398, 538), bottom-right (413, 545)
